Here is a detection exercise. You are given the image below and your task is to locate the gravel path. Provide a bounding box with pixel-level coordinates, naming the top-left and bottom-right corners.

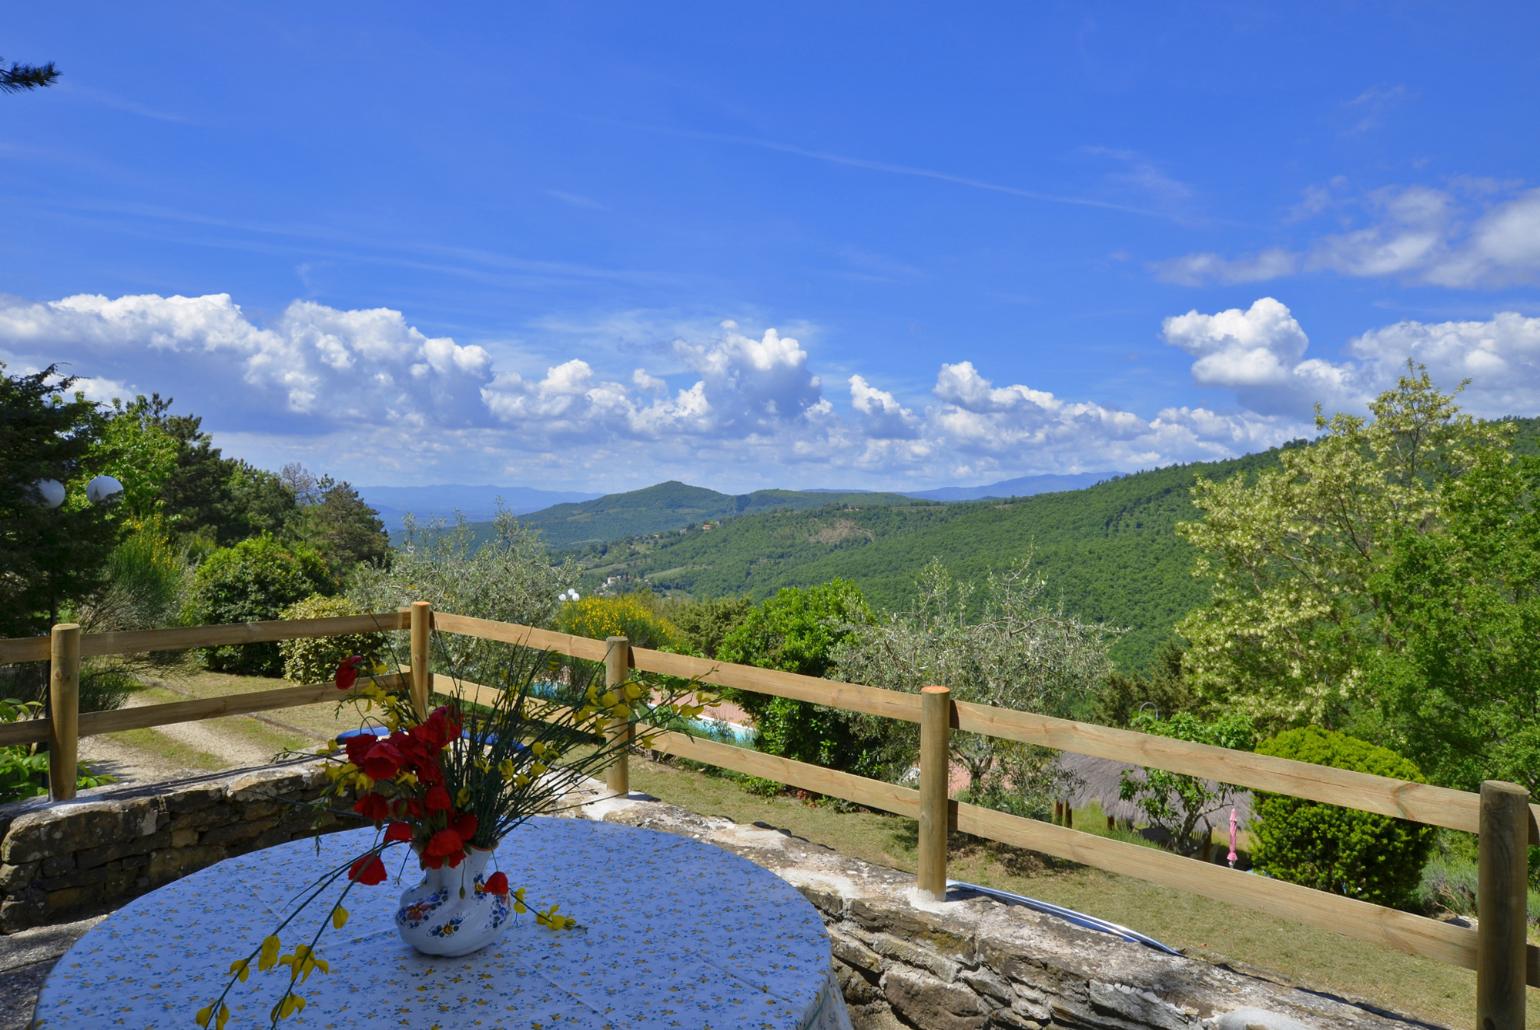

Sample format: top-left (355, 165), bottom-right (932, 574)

top-left (76, 670), bottom-right (351, 788)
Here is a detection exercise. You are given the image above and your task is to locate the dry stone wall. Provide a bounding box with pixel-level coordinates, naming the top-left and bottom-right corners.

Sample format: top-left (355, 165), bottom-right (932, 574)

top-left (1, 765), bottom-right (1441, 1028)
top-left (0, 764), bottom-right (343, 934)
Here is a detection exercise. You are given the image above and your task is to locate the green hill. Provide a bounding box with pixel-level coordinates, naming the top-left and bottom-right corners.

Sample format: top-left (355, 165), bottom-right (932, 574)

top-left (573, 416), bottom-right (1540, 670)
top-left (570, 448), bottom-right (1300, 670)
top-left (511, 481), bottom-right (915, 550)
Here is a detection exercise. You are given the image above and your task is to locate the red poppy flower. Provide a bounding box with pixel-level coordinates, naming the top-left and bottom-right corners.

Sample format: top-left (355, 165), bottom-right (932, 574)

top-left (348, 853), bottom-right (387, 886)
top-left (344, 734), bottom-right (376, 767)
top-left (424, 784), bottom-right (452, 812)
top-left (424, 827), bottom-right (465, 865)
top-left (360, 741), bottom-right (404, 781)
top-left (353, 793), bottom-right (389, 822)
top-left (452, 811), bottom-right (478, 841)
top-left (482, 871), bottom-right (509, 896)
top-left (335, 656), bottom-right (364, 691)
top-left (384, 821), bottom-right (414, 843)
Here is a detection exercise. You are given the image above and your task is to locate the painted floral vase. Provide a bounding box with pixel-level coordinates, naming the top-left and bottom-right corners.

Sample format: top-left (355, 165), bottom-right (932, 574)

top-left (394, 847), bottom-right (513, 956)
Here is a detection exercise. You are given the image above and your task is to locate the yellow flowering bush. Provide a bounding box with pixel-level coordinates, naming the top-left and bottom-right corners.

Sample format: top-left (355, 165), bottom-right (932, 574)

top-left (556, 594), bottom-right (681, 650)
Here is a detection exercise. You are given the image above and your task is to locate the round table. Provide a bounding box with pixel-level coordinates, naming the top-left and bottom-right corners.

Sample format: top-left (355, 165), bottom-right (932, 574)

top-left (34, 817), bottom-right (853, 1029)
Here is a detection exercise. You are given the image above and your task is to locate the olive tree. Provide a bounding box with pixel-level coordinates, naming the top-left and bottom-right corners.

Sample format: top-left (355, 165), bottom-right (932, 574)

top-left (833, 559), bottom-right (1113, 815)
top-left (347, 511), bottom-right (575, 677)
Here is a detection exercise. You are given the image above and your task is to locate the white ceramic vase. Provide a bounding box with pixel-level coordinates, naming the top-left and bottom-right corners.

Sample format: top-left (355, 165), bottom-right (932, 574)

top-left (393, 847), bottom-right (513, 957)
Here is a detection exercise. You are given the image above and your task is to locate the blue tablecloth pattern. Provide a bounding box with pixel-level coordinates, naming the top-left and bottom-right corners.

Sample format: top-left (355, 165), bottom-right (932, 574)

top-left (34, 817), bottom-right (853, 1029)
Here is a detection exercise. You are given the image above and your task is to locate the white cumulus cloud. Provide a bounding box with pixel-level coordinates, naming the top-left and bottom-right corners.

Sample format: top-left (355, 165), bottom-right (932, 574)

top-left (848, 374), bottom-right (920, 439)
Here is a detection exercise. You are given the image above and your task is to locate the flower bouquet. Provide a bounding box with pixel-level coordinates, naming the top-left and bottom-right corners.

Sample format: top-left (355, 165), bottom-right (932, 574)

top-left (194, 639), bottom-right (710, 1029)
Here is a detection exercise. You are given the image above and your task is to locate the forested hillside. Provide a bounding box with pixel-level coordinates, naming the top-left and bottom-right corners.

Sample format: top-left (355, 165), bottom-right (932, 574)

top-left (547, 416), bottom-right (1540, 670)
top-left (571, 447), bottom-right (1296, 669)
top-left (509, 480), bottom-right (915, 550)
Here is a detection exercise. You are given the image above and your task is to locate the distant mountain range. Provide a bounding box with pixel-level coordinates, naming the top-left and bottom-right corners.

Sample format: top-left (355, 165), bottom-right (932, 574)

top-left (905, 471), bottom-right (1108, 501)
top-left (357, 484), bottom-right (599, 529)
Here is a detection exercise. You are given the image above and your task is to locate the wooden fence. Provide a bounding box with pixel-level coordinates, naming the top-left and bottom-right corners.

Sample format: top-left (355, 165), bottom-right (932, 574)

top-left (1, 601), bottom-right (1534, 1029)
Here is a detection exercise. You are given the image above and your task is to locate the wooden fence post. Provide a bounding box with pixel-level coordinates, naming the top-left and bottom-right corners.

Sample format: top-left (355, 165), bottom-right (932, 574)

top-left (1477, 780), bottom-right (1529, 1030)
top-left (409, 601), bottom-right (431, 718)
top-left (48, 623), bottom-right (81, 803)
top-left (917, 685), bottom-right (951, 900)
top-left (605, 636), bottom-right (633, 796)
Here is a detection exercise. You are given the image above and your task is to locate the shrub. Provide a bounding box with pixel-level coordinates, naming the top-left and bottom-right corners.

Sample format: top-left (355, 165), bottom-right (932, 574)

top-left (662, 596), bottom-right (752, 658)
top-left (1251, 727), bottom-right (1436, 909)
top-left (556, 594), bottom-right (681, 650)
top-left (1, 697), bottom-right (113, 803)
top-left (717, 581), bottom-right (903, 780)
top-left (185, 536), bottom-right (335, 675)
top-left (278, 594), bottom-right (387, 684)
top-left (81, 519), bottom-right (189, 636)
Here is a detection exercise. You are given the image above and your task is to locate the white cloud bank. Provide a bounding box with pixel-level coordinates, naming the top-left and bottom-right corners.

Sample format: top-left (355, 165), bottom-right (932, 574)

top-left (3, 291), bottom-right (1538, 489)
top-left (1155, 182), bottom-right (1540, 289)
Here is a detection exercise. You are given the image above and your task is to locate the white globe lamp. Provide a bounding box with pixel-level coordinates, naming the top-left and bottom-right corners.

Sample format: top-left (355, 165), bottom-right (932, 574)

top-left (86, 475), bottom-right (125, 506)
top-left (31, 479), bottom-right (67, 509)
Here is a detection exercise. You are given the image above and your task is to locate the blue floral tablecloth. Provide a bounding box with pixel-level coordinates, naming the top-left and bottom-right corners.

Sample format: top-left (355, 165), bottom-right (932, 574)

top-left (33, 817), bottom-right (853, 1029)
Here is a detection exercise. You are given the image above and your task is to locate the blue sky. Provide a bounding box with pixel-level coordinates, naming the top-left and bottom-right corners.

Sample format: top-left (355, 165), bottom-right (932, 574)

top-left (4, 4), bottom-right (1539, 492)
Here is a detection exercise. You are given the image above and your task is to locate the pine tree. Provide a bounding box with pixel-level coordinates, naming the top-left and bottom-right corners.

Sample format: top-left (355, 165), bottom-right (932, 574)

top-left (1, 57), bottom-right (59, 93)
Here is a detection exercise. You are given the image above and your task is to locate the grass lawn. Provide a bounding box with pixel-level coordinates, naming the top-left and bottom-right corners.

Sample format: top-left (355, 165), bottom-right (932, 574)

top-left (82, 667), bottom-right (1536, 1028)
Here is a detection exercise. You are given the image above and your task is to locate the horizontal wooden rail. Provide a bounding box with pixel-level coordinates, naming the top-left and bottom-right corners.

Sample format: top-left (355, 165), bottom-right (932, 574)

top-left (0, 612), bottom-right (407, 665)
top-left (646, 727), bottom-right (923, 818)
top-left (427, 616), bottom-right (923, 723)
top-left (952, 800), bottom-right (1540, 988)
top-left (630, 645), bottom-right (924, 724)
top-left (0, 716), bottom-right (49, 747)
top-left (431, 612), bottom-right (610, 662)
top-left (419, 670), bottom-right (918, 816)
top-left (78, 673), bottom-right (409, 738)
top-left (0, 673), bottom-right (408, 747)
top-left (951, 700), bottom-right (1511, 838)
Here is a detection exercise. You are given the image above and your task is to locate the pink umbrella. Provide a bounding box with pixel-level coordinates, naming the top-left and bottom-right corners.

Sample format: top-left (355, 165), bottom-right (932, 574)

top-left (1227, 807), bottom-right (1239, 868)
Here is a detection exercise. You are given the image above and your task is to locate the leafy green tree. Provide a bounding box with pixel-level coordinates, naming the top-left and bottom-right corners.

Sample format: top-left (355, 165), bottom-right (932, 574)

top-left (716, 580), bottom-right (887, 775)
top-left (1178, 366), bottom-right (1514, 733)
top-left (184, 536), bottom-right (334, 675)
top-left (1117, 711), bottom-right (1254, 856)
top-left (88, 397), bottom-right (181, 523)
top-left (1363, 449), bottom-right (1540, 793)
top-left (1091, 639), bottom-right (1199, 728)
top-left (834, 560), bottom-right (1112, 808)
top-left (226, 460), bottom-right (299, 542)
top-left (0, 363), bottom-right (116, 638)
